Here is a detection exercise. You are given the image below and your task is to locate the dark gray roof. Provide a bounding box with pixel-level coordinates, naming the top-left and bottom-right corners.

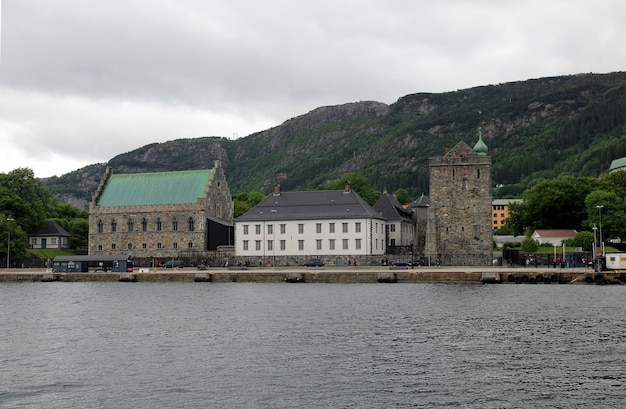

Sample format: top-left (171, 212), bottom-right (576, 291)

top-left (235, 190), bottom-right (385, 222)
top-left (406, 194), bottom-right (431, 210)
top-left (373, 193), bottom-right (413, 222)
top-left (30, 220), bottom-right (70, 237)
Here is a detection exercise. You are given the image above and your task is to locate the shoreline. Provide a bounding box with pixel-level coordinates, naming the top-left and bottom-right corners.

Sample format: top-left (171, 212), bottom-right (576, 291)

top-left (0, 266), bottom-right (618, 284)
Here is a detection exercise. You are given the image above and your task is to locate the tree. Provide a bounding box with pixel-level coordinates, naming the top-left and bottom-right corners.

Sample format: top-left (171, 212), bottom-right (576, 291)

top-left (521, 236), bottom-right (539, 253)
top-left (324, 172), bottom-right (380, 205)
top-left (393, 188), bottom-right (412, 205)
top-left (584, 190), bottom-right (626, 241)
top-left (568, 231), bottom-right (594, 252)
top-left (0, 168), bottom-right (50, 234)
top-left (232, 191), bottom-right (267, 218)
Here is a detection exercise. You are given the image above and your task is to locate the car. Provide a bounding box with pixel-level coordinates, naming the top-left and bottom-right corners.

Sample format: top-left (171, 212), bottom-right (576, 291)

top-left (392, 261), bottom-right (412, 266)
top-left (163, 260), bottom-right (184, 268)
top-left (303, 258), bottom-right (324, 267)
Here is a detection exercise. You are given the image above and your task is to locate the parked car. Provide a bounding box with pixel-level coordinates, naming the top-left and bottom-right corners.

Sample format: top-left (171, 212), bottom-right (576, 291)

top-left (610, 237), bottom-right (622, 244)
top-left (163, 260), bottom-right (184, 268)
top-left (392, 261), bottom-right (412, 267)
top-left (303, 258), bottom-right (324, 267)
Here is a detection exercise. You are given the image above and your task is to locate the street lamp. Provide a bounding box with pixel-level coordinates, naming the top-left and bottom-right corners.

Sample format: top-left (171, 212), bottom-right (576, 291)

top-left (6, 217), bottom-right (14, 269)
top-left (596, 205), bottom-right (604, 257)
top-left (426, 204), bottom-right (431, 266)
top-left (592, 225), bottom-right (598, 272)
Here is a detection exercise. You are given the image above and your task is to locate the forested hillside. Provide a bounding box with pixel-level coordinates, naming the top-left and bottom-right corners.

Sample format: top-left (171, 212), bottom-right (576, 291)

top-left (44, 72), bottom-right (626, 208)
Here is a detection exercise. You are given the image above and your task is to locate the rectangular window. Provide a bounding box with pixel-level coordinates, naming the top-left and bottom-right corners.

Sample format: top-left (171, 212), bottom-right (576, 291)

top-left (342, 239), bottom-right (349, 250)
top-left (329, 223), bottom-right (335, 233)
top-left (268, 224), bottom-right (273, 235)
top-left (255, 240), bottom-right (261, 251)
top-left (298, 224), bottom-right (304, 234)
top-left (329, 239), bottom-right (335, 250)
top-left (390, 224), bottom-right (396, 232)
top-left (243, 240), bottom-right (249, 251)
top-left (355, 239), bottom-right (362, 249)
top-left (255, 224), bottom-right (261, 235)
top-left (316, 223), bottom-right (322, 234)
top-left (280, 224), bottom-right (286, 234)
top-left (355, 222), bottom-right (361, 233)
top-left (268, 240), bottom-right (273, 251)
top-left (298, 240), bottom-right (304, 250)
top-left (280, 240), bottom-right (286, 250)
top-left (342, 223), bottom-right (348, 233)
top-left (316, 239), bottom-right (322, 250)
top-left (243, 225), bottom-right (249, 235)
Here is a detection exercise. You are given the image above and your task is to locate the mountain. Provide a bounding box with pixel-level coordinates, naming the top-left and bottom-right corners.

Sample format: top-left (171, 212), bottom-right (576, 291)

top-left (44, 71), bottom-right (626, 209)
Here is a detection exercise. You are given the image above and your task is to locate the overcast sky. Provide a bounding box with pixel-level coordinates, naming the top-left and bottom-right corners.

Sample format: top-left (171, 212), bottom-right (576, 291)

top-left (1, 0), bottom-right (625, 178)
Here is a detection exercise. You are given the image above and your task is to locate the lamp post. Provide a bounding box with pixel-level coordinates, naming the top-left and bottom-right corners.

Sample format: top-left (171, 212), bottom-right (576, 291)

top-left (426, 204), bottom-right (431, 266)
top-left (592, 225), bottom-right (598, 272)
top-left (6, 217), bottom-right (14, 269)
top-left (596, 205), bottom-right (604, 257)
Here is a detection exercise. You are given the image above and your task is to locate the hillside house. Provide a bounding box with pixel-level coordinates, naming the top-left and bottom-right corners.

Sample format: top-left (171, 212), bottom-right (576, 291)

top-left (28, 220), bottom-right (70, 249)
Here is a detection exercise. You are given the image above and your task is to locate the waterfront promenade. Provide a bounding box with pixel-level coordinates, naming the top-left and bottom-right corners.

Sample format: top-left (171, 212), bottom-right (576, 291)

top-left (0, 264), bottom-right (605, 284)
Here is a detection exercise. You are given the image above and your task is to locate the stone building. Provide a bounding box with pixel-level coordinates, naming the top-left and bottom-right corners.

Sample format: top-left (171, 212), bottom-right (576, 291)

top-left (88, 161), bottom-right (234, 265)
top-left (428, 132), bottom-right (493, 265)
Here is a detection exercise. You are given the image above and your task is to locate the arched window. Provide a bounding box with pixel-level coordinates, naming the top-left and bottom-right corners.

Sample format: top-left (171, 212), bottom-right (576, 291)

top-left (188, 241), bottom-right (193, 248)
top-left (111, 219), bottom-right (117, 232)
top-left (188, 217), bottom-right (194, 231)
top-left (142, 218), bottom-right (148, 232)
top-left (97, 220), bottom-right (103, 233)
top-left (172, 218), bottom-right (178, 231)
top-left (128, 218), bottom-right (134, 232)
top-left (156, 218), bottom-right (162, 231)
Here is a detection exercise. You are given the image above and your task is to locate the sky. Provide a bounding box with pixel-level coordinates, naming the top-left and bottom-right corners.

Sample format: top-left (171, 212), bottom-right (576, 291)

top-left (1, 0), bottom-right (625, 178)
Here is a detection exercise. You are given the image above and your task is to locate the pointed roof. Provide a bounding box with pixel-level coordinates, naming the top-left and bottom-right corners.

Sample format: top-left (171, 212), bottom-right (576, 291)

top-left (406, 193), bottom-right (431, 210)
top-left (473, 128), bottom-right (488, 155)
top-left (96, 169), bottom-right (213, 207)
top-left (373, 192), bottom-right (413, 222)
top-left (30, 220), bottom-right (70, 237)
top-left (235, 189), bottom-right (384, 222)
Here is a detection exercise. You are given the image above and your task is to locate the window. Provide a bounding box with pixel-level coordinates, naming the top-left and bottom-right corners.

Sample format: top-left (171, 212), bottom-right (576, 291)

top-left (329, 223), bottom-right (335, 233)
top-left (355, 222), bottom-right (361, 233)
top-left (188, 217), bottom-right (194, 231)
top-left (268, 224), bottom-right (273, 235)
top-left (316, 223), bottom-right (322, 234)
top-left (111, 243), bottom-right (116, 250)
top-left (329, 239), bottom-right (335, 250)
top-left (268, 240), bottom-right (273, 251)
top-left (156, 218), bottom-right (162, 231)
top-left (255, 224), bottom-right (261, 235)
top-left (142, 243), bottom-right (147, 249)
top-left (188, 242), bottom-right (193, 249)
top-left (255, 240), bottom-right (261, 251)
top-left (342, 239), bottom-right (349, 250)
top-left (280, 224), bottom-right (286, 234)
top-left (316, 239), bottom-right (322, 250)
top-left (390, 224), bottom-right (396, 232)
top-left (355, 239), bottom-right (362, 249)
top-left (342, 223), bottom-right (348, 233)
top-left (98, 245), bottom-right (103, 251)
top-left (243, 240), bottom-right (249, 251)
top-left (128, 219), bottom-right (134, 232)
top-left (280, 240), bottom-right (286, 250)
top-left (390, 239), bottom-right (396, 247)
top-left (111, 220), bottom-right (117, 232)
top-left (298, 224), bottom-right (304, 234)
top-left (127, 243), bottom-right (132, 250)
top-left (172, 218), bottom-right (178, 231)
top-left (97, 220), bottom-right (103, 233)
top-left (298, 240), bottom-right (304, 250)
top-left (173, 242), bottom-right (178, 249)
top-left (142, 218), bottom-right (148, 232)
top-left (157, 242), bottom-right (162, 249)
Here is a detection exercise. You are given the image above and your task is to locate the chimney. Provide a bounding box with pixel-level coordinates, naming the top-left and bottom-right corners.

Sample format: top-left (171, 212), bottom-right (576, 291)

top-left (444, 146), bottom-right (449, 154)
top-left (273, 183), bottom-right (281, 196)
top-left (383, 187), bottom-right (388, 195)
top-left (214, 160), bottom-right (222, 168)
top-left (344, 181), bottom-right (351, 194)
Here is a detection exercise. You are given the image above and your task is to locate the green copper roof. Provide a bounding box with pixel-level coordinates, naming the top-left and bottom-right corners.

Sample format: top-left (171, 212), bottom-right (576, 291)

top-left (97, 169), bottom-right (213, 207)
top-left (610, 157), bottom-right (626, 171)
top-left (473, 128), bottom-right (488, 155)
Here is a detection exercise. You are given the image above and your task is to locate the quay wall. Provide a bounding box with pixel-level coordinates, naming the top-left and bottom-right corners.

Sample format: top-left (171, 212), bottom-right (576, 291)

top-left (0, 268), bottom-right (617, 284)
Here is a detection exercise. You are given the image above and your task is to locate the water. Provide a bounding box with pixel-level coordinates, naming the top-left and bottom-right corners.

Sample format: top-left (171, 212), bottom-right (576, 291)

top-left (1, 282), bottom-right (625, 408)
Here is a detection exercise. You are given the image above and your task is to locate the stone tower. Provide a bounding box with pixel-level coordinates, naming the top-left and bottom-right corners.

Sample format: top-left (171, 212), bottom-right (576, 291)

top-left (428, 131), bottom-right (492, 265)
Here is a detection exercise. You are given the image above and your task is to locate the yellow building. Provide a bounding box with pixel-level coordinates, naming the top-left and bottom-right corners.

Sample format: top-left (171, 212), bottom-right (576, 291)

top-left (492, 199), bottom-right (522, 230)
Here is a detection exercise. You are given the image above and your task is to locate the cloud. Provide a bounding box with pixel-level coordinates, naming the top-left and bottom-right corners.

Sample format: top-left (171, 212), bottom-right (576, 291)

top-left (1, 0), bottom-right (626, 178)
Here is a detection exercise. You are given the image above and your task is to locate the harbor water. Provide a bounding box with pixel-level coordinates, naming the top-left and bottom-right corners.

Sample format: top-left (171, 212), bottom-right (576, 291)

top-left (1, 282), bottom-right (625, 408)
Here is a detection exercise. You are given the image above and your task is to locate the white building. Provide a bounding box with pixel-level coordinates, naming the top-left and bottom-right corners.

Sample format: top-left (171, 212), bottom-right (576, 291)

top-left (372, 188), bottom-right (415, 248)
top-left (234, 183), bottom-right (386, 264)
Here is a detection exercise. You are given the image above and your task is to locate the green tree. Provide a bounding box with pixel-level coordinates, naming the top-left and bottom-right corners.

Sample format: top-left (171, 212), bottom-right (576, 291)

top-left (324, 172), bottom-right (380, 206)
top-left (584, 190), bottom-right (626, 241)
top-left (68, 218), bottom-right (90, 249)
top-left (569, 231), bottom-right (595, 252)
top-left (521, 236), bottom-right (539, 253)
top-left (0, 168), bottom-right (51, 234)
top-left (393, 188), bottom-right (412, 205)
